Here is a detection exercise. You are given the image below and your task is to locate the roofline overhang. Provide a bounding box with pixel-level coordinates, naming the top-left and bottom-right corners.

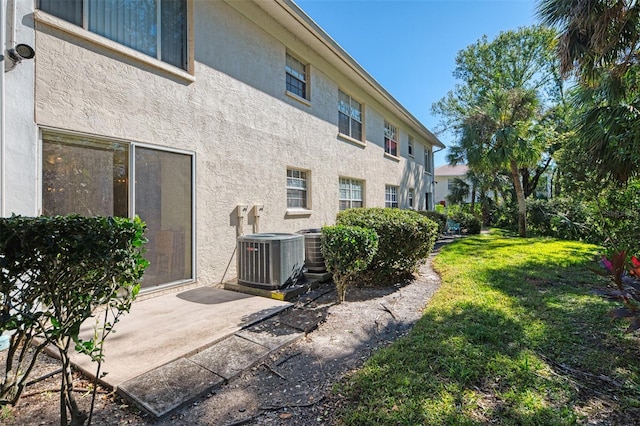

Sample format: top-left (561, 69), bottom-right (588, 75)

top-left (231, 0), bottom-right (445, 149)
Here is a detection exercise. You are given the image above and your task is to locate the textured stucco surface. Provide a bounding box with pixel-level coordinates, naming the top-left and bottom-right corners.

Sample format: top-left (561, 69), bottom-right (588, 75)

top-left (2, 0), bottom-right (37, 216)
top-left (28, 0), bottom-right (437, 287)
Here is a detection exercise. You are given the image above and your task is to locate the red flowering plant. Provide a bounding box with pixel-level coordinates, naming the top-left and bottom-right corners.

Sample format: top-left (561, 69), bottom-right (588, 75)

top-left (592, 251), bottom-right (640, 333)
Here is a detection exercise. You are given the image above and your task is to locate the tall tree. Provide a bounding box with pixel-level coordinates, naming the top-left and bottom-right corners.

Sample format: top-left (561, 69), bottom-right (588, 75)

top-left (434, 26), bottom-right (560, 236)
top-left (537, 0), bottom-right (640, 183)
top-left (445, 177), bottom-right (471, 206)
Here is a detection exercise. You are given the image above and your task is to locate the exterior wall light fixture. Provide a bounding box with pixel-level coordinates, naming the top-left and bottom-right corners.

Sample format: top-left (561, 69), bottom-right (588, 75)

top-left (7, 43), bottom-right (35, 63)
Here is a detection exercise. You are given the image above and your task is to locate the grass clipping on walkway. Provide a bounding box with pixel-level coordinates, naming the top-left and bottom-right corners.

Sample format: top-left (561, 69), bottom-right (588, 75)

top-left (337, 230), bottom-right (640, 425)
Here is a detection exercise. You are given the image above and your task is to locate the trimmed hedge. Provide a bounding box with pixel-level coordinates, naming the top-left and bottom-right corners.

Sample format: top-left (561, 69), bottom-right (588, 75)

top-left (450, 211), bottom-right (482, 234)
top-left (336, 208), bottom-right (439, 279)
top-left (418, 210), bottom-right (447, 235)
top-left (0, 214), bottom-right (148, 411)
top-left (321, 225), bottom-right (378, 301)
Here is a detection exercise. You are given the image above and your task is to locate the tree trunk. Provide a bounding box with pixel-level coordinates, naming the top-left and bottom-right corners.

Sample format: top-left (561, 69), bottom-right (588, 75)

top-left (470, 183), bottom-right (477, 212)
top-left (510, 160), bottom-right (527, 237)
top-left (59, 338), bottom-right (87, 426)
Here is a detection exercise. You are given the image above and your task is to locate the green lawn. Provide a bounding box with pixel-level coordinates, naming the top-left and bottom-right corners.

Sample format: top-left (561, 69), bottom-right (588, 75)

top-left (337, 229), bottom-right (640, 425)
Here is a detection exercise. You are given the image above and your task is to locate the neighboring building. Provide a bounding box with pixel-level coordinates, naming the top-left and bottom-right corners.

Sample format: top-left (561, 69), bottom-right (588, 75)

top-left (1, 0), bottom-right (444, 293)
top-left (434, 164), bottom-right (471, 205)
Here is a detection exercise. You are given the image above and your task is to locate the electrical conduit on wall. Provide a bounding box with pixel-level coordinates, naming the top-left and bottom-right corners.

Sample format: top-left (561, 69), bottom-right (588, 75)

top-left (1, 0), bottom-right (7, 217)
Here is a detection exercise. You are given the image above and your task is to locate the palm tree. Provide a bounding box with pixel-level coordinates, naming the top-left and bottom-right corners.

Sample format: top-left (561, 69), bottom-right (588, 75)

top-left (445, 178), bottom-right (471, 205)
top-left (537, 0), bottom-right (640, 183)
top-left (434, 26), bottom-right (559, 236)
top-left (537, 0), bottom-right (640, 81)
top-left (461, 88), bottom-right (544, 236)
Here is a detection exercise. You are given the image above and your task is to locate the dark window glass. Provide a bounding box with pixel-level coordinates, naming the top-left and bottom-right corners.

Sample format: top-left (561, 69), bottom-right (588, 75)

top-left (39, 0), bottom-right (188, 70)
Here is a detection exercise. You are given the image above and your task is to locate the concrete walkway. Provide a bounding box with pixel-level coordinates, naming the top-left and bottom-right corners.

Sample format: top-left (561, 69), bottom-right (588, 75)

top-left (70, 285), bottom-right (306, 418)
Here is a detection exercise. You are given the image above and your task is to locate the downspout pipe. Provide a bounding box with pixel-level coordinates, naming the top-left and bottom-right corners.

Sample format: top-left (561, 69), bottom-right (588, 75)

top-left (430, 147), bottom-right (446, 210)
top-left (1, 0), bottom-right (7, 217)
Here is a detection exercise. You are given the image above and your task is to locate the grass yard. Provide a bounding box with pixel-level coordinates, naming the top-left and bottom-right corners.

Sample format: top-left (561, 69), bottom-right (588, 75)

top-left (336, 229), bottom-right (640, 425)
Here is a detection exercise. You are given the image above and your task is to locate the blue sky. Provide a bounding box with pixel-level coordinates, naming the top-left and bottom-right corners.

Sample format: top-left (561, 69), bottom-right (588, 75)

top-left (294, 0), bottom-right (539, 167)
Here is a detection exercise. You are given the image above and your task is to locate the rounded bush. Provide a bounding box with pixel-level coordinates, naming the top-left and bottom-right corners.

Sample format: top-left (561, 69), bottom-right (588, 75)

top-left (321, 225), bottom-right (378, 301)
top-left (450, 211), bottom-right (482, 234)
top-left (336, 208), bottom-right (439, 278)
top-left (465, 215), bottom-right (482, 234)
top-left (418, 210), bottom-right (447, 235)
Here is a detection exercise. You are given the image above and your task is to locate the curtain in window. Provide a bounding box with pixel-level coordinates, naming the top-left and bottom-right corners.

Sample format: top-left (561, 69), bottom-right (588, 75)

top-left (88, 0), bottom-right (158, 58)
top-left (39, 0), bottom-right (82, 26)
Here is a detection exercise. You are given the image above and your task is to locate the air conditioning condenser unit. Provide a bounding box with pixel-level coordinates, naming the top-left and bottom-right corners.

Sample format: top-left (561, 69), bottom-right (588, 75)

top-left (237, 233), bottom-right (304, 289)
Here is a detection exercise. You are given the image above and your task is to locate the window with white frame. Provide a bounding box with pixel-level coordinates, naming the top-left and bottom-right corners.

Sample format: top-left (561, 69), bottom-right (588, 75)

top-left (384, 122), bottom-right (398, 157)
top-left (408, 135), bottom-right (415, 157)
top-left (447, 178), bottom-right (455, 191)
top-left (42, 131), bottom-right (194, 290)
top-left (339, 178), bottom-right (364, 211)
top-left (39, 0), bottom-right (188, 70)
top-left (408, 188), bottom-right (415, 209)
top-left (385, 185), bottom-right (398, 208)
top-left (286, 53), bottom-right (308, 100)
top-left (338, 90), bottom-right (363, 141)
top-left (424, 148), bottom-right (433, 174)
top-left (287, 168), bottom-right (309, 209)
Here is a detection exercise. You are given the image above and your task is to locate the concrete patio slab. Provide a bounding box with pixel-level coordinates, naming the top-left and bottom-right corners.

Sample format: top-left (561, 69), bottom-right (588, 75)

top-left (235, 318), bottom-right (304, 350)
top-left (117, 357), bottom-right (224, 418)
top-left (278, 308), bottom-right (327, 333)
top-left (70, 286), bottom-right (291, 387)
top-left (188, 335), bottom-right (270, 380)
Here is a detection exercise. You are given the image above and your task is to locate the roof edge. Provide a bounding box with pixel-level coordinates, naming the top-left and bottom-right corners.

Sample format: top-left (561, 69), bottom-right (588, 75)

top-left (260, 0), bottom-right (445, 149)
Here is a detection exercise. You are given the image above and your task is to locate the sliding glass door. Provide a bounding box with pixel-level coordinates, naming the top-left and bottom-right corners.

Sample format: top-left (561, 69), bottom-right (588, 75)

top-left (42, 132), bottom-right (194, 290)
top-left (135, 147), bottom-right (192, 288)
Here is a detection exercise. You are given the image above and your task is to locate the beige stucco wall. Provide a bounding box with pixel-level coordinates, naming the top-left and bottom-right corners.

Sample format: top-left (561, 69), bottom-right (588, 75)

top-left (2, 0), bottom-right (37, 217)
top-left (31, 1), bottom-right (436, 287)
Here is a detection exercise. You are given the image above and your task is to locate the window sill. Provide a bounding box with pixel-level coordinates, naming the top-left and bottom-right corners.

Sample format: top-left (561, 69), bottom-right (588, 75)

top-left (384, 152), bottom-right (401, 162)
top-left (337, 133), bottom-right (366, 148)
top-left (285, 90), bottom-right (311, 107)
top-left (286, 208), bottom-right (313, 217)
top-left (35, 10), bottom-right (195, 83)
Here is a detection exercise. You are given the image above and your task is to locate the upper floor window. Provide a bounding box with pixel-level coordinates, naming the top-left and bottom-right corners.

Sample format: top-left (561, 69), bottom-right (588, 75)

top-left (39, 0), bottom-right (188, 70)
top-left (286, 53), bottom-right (308, 100)
top-left (408, 135), bottom-right (414, 158)
top-left (447, 178), bottom-right (455, 191)
top-left (338, 90), bottom-right (363, 141)
top-left (384, 122), bottom-right (398, 157)
top-left (385, 185), bottom-right (398, 208)
top-left (339, 178), bottom-right (364, 211)
top-left (424, 148), bottom-right (433, 174)
top-left (287, 168), bottom-right (309, 209)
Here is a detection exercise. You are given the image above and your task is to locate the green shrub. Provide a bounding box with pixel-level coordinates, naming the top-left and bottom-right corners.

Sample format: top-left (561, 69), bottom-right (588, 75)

top-left (321, 225), bottom-right (378, 302)
top-left (526, 198), bottom-right (590, 241)
top-left (449, 211), bottom-right (482, 234)
top-left (465, 215), bottom-right (482, 234)
top-left (588, 179), bottom-right (640, 254)
top-left (491, 202), bottom-right (518, 231)
top-left (0, 215), bottom-right (148, 423)
top-left (336, 208), bottom-right (438, 281)
top-left (418, 210), bottom-right (447, 234)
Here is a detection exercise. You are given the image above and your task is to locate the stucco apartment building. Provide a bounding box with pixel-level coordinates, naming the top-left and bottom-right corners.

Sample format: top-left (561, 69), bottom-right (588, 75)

top-left (1, 0), bottom-right (444, 293)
